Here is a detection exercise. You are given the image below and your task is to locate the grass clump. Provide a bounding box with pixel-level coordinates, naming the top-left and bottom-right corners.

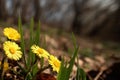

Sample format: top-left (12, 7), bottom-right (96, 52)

top-left (0, 17), bottom-right (86, 80)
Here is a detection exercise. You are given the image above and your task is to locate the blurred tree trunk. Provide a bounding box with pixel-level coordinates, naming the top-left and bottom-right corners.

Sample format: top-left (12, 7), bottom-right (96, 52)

top-left (0, 0), bottom-right (6, 19)
top-left (34, 0), bottom-right (40, 22)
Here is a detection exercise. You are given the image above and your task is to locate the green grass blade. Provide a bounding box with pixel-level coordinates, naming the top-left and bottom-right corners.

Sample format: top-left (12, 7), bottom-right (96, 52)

top-left (18, 16), bottom-right (27, 67)
top-left (72, 32), bottom-right (77, 49)
top-left (76, 67), bottom-right (86, 80)
top-left (40, 57), bottom-right (44, 69)
top-left (35, 21), bottom-right (40, 45)
top-left (57, 33), bottom-right (79, 80)
top-left (29, 18), bottom-right (35, 65)
top-left (30, 17), bottom-right (34, 41)
top-left (29, 17), bottom-right (34, 47)
top-left (31, 62), bottom-right (38, 78)
top-left (57, 59), bottom-right (67, 80)
top-left (65, 47), bottom-right (79, 80)
top-left (57, 48), bottom-right (79, 80)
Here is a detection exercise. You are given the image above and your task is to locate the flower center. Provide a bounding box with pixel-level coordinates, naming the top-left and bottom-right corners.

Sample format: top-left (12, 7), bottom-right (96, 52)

top-left (9, 48), bottom-right (15, 54)
top-left (37, 48), bottom-right (43, 54)
top-left (53, 61), bottom-right (60, 68)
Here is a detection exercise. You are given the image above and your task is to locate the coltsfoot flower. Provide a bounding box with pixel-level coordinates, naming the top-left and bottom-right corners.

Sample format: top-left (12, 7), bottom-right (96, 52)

top-left (0, 61), bottom-right (9, 71)
top-left (3, 27), bottom-right (21, 41)
top-left (31, 45), bottom-right (50, 59)
top-left (48, 55), bottom-right (61, 73)
top-left (3, 41), bottom-right (22, 60)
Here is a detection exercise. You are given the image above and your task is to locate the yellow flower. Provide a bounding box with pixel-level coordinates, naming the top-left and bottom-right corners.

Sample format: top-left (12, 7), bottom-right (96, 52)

top-left (0, 62), bottom-right (9, 71)
top-left (48, 55), bottom-right (61, 73)
top-left (3, 27), bottom-right (21, 41)
top-left (3, 41), bottom-right (22, 60)
top-left (31, 45), bottom-right (50, 59)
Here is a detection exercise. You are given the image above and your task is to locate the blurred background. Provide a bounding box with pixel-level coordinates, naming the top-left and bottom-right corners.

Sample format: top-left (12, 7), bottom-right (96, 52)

top-left (0, 0), bottom-right (120, 79)
top-left (0, 0), bottom-right (120, 41)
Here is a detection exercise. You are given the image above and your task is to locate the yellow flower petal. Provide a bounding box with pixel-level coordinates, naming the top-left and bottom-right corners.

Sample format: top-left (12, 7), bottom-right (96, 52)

top-left (3, 27), bottom-right (21, 41)
top-left (3, 41), bottom-right (22, 60)
top-left (48, 55), bottom-right (61, 73)
top-left (31, 45), bottom-right (50, 59)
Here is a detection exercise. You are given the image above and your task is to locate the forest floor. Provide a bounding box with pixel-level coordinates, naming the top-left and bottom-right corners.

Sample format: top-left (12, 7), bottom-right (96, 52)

top-left (0, 22), bottom-right (120, 80)
top-left (40, 25), bottom-right (120, 80)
